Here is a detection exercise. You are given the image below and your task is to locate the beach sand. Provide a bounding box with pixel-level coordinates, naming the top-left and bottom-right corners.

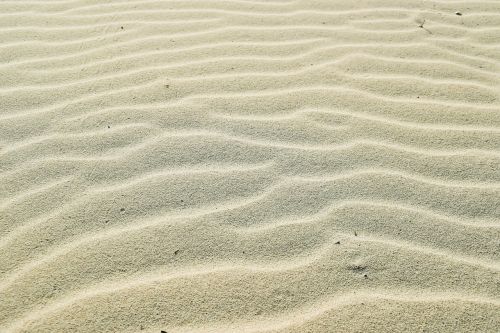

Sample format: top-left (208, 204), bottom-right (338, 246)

top-left (1, 0), bottom-right (500, 332)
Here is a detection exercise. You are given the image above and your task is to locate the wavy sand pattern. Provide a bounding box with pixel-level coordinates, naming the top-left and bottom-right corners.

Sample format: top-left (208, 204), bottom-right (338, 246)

top-left (1, 0), bottom-right (500, 332)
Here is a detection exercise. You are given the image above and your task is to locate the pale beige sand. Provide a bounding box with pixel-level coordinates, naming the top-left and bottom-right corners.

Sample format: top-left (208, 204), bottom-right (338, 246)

top-left (1, 0), bottom-right (500, 332)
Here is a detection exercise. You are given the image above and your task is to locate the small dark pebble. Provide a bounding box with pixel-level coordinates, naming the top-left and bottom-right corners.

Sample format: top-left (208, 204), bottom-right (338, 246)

top-left (121, 26), bottom-right (124, 29)
top-left (364, 274), bottom-right (368, 279)
top-left (161, 331), bottom-right (167, 333)
top-left (174, 250), bottom-right (179, 255)
top-left (455, 12), bottom-right (462, 16)
top-left (107, 125), bottom-right (110, 128)
top-left (354, 231), bottom-right (358, 236)
top-left (120, 208), bottom-right (125, 212)
top-left (165, 84), bottom-right (169, 88)
top-left (417, 96), bottom-right (420, 99)
top-left (335, 241), bottom-right (341, 245)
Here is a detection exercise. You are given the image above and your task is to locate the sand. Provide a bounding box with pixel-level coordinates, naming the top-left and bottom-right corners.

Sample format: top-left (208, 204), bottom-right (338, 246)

top-left (1, 0), bottom-right (500, 332)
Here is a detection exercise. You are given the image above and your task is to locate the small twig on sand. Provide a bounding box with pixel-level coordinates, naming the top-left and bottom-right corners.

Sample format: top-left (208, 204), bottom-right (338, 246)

top-left (418, 19), bottom-right (433, 34)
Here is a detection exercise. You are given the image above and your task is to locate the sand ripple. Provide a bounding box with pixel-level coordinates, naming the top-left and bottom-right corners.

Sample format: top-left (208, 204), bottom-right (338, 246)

top-left (1, 0), bottom-right (499, 332)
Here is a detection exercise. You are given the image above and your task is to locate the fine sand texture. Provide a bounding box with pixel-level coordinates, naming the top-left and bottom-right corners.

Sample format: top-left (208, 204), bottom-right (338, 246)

top-left (1, 0), bottom-right (500, 332)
